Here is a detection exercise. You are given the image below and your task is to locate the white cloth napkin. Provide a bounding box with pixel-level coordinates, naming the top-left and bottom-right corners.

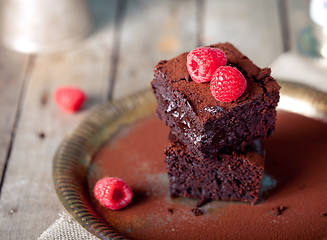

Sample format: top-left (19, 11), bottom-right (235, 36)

top-left (39, 51), bottom-right (327, 240)
top-left (38, 211), bottom-right (99, 240)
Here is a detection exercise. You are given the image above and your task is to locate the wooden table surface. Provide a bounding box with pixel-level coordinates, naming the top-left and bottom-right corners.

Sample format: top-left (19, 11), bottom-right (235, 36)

top-left (0, 0), bottom-right (315, 239)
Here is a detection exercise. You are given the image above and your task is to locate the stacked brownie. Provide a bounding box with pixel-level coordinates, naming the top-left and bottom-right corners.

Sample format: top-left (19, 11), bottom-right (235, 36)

top-left (151, 42), bottom-right (280, 204)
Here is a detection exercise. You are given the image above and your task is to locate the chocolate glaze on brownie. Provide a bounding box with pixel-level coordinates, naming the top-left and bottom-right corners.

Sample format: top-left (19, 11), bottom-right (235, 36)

top-left (165, 139), bottom-right (264, 204)
top-left (152, 42), bottom-right (280, 158)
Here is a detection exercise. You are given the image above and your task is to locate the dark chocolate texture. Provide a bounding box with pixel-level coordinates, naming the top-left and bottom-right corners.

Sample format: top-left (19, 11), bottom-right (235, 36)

top-left (152, 42), bottom-right (280, 158)
top-left (165, 140), bottom-right (264, 204)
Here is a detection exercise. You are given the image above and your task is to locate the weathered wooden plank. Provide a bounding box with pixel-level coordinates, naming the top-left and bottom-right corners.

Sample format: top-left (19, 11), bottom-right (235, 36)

top-left (203, 0), bottom-right (284, 67)
top-left (113, 0), bottom-right (198, 100)
top-left (0, 1), bottom-right (118, 239)
top-left (0, 47), bottom-right (28, 184)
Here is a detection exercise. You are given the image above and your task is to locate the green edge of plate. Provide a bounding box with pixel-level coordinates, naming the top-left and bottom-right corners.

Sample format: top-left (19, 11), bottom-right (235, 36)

top-left (53, 89), bottom-right (156, 240)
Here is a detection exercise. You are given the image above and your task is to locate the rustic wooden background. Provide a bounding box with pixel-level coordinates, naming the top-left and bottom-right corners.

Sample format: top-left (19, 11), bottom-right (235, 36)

top-left (0, 0), bottom-right (313, 239)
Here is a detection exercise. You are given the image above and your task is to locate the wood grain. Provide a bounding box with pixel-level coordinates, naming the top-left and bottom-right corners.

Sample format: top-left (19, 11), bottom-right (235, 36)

top-left (203, 0), bottom-right (284, 67)
top-left (0, 47), bottom-right (28, 185)
top-left (0, 1), bottom-right (293, 239)
top-left (0, 1), bottom-right (118, 238)
top-left (112, 0), bottom-right (198, 100)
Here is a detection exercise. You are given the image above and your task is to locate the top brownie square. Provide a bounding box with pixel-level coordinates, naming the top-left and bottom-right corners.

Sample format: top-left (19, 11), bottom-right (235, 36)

top-left (151, 42), bottom-right (280, 158)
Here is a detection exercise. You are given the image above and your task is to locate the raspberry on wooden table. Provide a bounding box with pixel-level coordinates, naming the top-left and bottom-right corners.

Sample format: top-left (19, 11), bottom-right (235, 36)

top-left (187, 47), bottom-right (227, 83)
top-left (54, 86), bottom-right (86, 113)
top-left (94, 177), bottom-right (133, 210)
top-left (210, 66), bottom-right (247, 102)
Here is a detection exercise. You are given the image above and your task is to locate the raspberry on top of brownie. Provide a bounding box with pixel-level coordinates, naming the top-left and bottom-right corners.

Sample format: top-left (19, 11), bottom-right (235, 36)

top-left (151, 42), bottom-right (280, 157)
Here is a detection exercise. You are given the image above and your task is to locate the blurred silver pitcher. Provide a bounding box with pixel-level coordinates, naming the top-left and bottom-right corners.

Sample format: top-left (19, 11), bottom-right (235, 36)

top-left (0, 0), bottom-right (92, 53)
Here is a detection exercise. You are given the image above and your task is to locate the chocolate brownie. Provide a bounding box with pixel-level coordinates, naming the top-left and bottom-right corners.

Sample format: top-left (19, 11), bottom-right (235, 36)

top-left (165, 139), bottom-right (264, 204)
top-left (151, 42), bottom-right (280, 158)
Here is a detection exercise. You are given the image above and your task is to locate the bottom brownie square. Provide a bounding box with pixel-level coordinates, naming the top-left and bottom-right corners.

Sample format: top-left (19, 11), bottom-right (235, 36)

top-left (164, 140), bottom-right (264, 204)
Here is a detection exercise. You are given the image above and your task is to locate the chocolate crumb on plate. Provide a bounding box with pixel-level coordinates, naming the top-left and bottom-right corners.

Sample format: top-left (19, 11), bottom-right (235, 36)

top-left (271, 206), bottom-right (287, 216)
top-left (168, 208), bottom-right (174, 214)
top-left (191, 208), bottom-right (204, 216)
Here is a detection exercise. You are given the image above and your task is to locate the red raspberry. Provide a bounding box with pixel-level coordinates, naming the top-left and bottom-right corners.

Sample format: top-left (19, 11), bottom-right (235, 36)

top-left (94, 177), bottom-right (133, 210)
top-left (187, 47), bottom-right (227, 83)
top-left (210, 66), bottom-right (247, 102)
top-left (54, 86), bottom-right (86, 113)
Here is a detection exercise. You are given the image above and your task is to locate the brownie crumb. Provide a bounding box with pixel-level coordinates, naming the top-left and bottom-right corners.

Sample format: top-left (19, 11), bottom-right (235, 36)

top-left (320, 212), bottom-right (327, 217)
top-left (40, 92), bottom-right (49, 106)
top-left (38, 131), bottom-right (46, 139)
top-left (196, 198), bottom-right (210, 208)
top-left (191, 208), bottom-right (203, 216)
top-left (271, 206), bottom-right (287, 216)
top-left (168, 208), bottom-right (174, 214)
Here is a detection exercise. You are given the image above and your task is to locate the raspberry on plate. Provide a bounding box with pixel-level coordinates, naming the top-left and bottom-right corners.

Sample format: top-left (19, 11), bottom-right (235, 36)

top-left (54, 86), bottom-right (86, 113)
top-left (187, 47), bottom-right (227, 83)
top-left (94, 177), bottom-right (133, 210)
top-left (210, 66), bottom-right (247, 102)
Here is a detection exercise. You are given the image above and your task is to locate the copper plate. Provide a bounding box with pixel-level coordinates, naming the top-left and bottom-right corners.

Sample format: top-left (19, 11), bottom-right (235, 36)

top-left (53, 81), bottom-right (327, 239)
